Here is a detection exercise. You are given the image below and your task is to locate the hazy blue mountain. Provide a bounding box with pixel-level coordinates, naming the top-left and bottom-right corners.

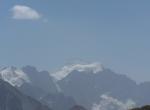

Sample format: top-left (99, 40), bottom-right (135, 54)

top-left (21, 66), bottom-right (58, 99)
top-left (0, 79), bottom-right (51, 110)
top-left (58, 68), bottom-right (137, 108)
top-left (52, 63), bottom-right (150, 109)
top-left (22, 66), bottom-right (58, 93)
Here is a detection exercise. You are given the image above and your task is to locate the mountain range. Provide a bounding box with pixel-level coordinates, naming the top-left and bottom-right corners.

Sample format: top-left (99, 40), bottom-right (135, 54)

top-left (0, 62), bottom-right (150, 110)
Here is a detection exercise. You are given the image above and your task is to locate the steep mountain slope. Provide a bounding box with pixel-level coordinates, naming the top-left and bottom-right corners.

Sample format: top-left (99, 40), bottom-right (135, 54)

top-left (22, 66), bottom-right (57, 93)
top-left (0, 79), bottom-right (51, 110)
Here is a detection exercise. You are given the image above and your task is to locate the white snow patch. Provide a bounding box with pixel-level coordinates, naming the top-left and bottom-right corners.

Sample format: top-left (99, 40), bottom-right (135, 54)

top-left (0, 67), bottom-right (30, 87)
top-left (51, 62), bottom-right (104, 81)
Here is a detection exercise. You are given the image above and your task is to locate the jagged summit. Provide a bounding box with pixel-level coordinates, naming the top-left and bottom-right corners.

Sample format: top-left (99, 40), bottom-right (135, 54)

top-left (0, 62), bottom-right (105, 85)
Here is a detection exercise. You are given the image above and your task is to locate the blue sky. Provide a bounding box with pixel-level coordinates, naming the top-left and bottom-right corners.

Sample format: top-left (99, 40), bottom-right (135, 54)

top-left (0, 0), bottom-right (150, 82)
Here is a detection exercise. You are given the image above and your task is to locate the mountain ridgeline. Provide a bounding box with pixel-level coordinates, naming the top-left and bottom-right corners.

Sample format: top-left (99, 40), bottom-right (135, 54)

top-left (0, 63), bottom-right (150, 110)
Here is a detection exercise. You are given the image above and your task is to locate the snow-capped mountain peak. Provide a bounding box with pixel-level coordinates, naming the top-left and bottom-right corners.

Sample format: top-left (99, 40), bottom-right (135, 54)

top-left (0, 66), bottom-right (30, 87)
top-left (51, 62), bottom-right (104, 80)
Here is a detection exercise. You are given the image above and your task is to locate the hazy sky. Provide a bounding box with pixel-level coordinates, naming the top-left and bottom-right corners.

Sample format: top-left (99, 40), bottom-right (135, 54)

top-left (0, 0), bottom-right (150, 82)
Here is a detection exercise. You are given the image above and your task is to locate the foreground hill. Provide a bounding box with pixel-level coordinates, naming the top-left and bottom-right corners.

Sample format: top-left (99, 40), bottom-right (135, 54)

top-left (0, 79), bottom-right (51, 110)
top-left (130, 105), bottom-right (150, 110)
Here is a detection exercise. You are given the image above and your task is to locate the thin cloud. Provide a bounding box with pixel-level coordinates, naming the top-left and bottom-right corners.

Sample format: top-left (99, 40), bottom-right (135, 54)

top-left (11, 5), bottom-right (42, 20)
top-left (92, 94), bottom-right (136, 110)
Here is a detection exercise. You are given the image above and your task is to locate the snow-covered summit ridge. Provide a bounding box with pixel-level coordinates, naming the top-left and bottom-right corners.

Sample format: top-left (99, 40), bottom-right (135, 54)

top-left (0, 62), bottom-right (105, 86)
top-left (0, 66), bottom-right (30, 87)
top-left (51, 62), bottom-right (105, 80)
